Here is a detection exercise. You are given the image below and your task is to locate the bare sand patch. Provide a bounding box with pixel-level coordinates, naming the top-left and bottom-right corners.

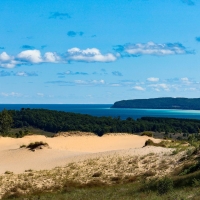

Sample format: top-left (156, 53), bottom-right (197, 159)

top-left (0, 133), bottom-right (162, 174)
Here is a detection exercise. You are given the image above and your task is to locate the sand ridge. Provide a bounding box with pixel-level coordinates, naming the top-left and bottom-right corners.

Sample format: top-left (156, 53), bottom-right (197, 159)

top-left (0, 133), bottom-right (162, 174)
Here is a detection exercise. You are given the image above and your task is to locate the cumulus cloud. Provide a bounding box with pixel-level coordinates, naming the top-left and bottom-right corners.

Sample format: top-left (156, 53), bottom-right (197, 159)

top-left (67, 31), bottom-right (84, 37)
top-left (112, 71), bottom-right (123, 76)
top-left (133, 86), bottom-right (145, 91)
top-left (181, 0), bottom-right (195, 5)
top-left (0, 52), bottom-right (11, 61)
top-left (0, 52), bottom-right (17, 68)
top-left (1, 41), bottom-right (192, 68)
top-left (17, 50), bottom-right (43, 63)
top-left (66, 48), bottom-right (117, 62)
top-left (49, 12), bottom-right (71, 19)
top-left (0, 48), bottom-right (116, 68)
top-left (44, 52), bottom-right (60, 62)
top-left (114, 42), bottom-right (194, 56)
top-left (147, 77), bottom-right (159, 82)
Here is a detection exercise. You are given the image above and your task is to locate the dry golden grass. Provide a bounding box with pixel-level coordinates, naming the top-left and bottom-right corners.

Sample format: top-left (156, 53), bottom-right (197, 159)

top-left (0, 149), bottom-right (186, 199)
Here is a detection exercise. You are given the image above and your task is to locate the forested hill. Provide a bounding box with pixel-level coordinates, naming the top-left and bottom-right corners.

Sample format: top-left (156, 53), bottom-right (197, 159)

top-left (111, 97), bottom-right (200, 110)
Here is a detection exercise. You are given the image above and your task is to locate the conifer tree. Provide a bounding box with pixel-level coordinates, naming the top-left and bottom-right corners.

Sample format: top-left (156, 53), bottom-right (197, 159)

top-left (0, 109), bottom-right (13, 136)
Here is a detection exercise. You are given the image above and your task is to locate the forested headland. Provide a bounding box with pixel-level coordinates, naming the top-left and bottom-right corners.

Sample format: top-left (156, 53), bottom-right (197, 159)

top-left (1, 108), bottom-right (200, 138)
top-left (112, 97), bottom-right (200, 109)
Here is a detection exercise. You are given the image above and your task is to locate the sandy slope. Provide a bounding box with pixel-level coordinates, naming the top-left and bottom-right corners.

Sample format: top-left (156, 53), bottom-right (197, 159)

top-left (0, 134), bottom-right (164, 174)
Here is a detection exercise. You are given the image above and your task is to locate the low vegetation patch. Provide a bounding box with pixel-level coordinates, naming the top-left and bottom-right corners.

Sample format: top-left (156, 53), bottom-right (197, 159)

top-left (21, 141), bottom-right (49, 150)
top-left (144, 138), bottom-right (190, 151)
top-left (141, 131), bottom-right (153, 137)
top-left (142, 176), bottom-right (174, 195)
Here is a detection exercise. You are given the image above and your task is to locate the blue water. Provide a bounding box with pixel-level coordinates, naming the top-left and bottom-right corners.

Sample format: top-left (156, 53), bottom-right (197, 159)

top-left (1, 104), bottom-right (200, 120)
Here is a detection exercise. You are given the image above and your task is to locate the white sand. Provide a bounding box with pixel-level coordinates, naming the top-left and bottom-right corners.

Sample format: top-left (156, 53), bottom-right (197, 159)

top-left (0, 134), bottom-right (168, 174)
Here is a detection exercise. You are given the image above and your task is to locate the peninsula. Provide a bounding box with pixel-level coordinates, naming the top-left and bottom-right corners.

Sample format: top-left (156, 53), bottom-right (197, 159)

top-left (111, 97), bottom-right (200, 110)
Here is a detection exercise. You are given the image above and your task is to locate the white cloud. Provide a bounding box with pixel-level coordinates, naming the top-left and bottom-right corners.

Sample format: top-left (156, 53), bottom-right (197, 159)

top-left (0, 52), bottom-right (11, 61)
top-left (15, 72), bottom-right (27, 76)
top-left (91, 79), bottom-right (105, 84)
top-left (0, 48), bottom-right (116, 68)
top-left (74, 80), bottom-right (87, 84)
top-left (66, 48), bottom-right (116, 62)
top-left (181, 77), bottom-right (189, 81)
top-left (115, 42), bottom-right (193, 56)
top-left (74, 79), bottom-right (105, 85)
top-left (147, 77), bottom-right (159, 82)
top-left (0, 62), bottom-right (17, 68)
top-left (37, 93), bottom-right (44, 97)
top-left (1, 92), bottom-right (21, 97)
top-left (0, 52), bottom-right (17, 68)
top-left (149, 83), bottom-right (170, 91)
top-left (181, 77), bottom-right (191, 84)
top-left (44, 52), bottom-right (60, 62)
top-left (159, 83), bottom-right (169, 90)
top-left (133, 86), bottom-right (145, 91)
top-left (17, 50), bottom-right (42, 63)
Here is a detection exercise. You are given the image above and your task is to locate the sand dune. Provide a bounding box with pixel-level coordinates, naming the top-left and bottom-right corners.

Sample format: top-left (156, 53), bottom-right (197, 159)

top-left (0, 134), bottom-right (164, 174)
top-left (1, 133), bottom-right (185, 199)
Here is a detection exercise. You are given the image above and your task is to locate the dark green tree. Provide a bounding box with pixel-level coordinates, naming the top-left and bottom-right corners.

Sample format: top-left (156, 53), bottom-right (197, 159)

top-left (0, 109), bottom-right (13, 136)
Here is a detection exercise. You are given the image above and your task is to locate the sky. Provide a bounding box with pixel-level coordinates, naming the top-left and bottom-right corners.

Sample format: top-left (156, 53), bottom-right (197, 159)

top-left (0, 0), bottom-right (200, 104)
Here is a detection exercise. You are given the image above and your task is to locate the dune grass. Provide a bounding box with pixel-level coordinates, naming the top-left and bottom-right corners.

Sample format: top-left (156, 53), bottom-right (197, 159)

top-left (2, 178), bottom-right (200, 200)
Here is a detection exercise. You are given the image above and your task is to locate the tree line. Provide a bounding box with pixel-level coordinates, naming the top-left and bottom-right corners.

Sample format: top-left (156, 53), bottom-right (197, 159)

top-left (1, 108), bottom-right (200, 136)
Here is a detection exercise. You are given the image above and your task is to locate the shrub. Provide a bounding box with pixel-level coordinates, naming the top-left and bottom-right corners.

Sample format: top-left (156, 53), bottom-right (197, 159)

top-left (157, 176), bottom-right (173, 195)
top-left (179, 161), bottom-right (200, 176)
top-left (144, 139), bottom-right (155, 146)
top-left (144, 139), bottom-right (165, 147)
top-left (173, 170), bottom-right (200, 188)
top-left (4, 171), bottom-right (13, 175)
top-left (26, 141), bottom-right (48, 150)
top-left (92, 172), bottom-right (102, 177)
top-left (192, 178), bottom-right (200, 187)
top-left (20, 144), bottom-right (26, 148)
top-left (141, 131), bottom-right (153, 137)
top-left (141, 176), bottom-right (173, 195)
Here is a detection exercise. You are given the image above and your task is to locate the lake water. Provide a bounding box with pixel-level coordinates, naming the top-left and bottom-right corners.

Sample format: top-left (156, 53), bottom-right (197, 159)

top-left (1, 104), bottom-right (200, 120)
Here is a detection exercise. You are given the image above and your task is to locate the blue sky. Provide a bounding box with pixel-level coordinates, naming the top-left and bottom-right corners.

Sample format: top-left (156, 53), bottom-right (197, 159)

top-left (0, 0), bottom-right (200, 103)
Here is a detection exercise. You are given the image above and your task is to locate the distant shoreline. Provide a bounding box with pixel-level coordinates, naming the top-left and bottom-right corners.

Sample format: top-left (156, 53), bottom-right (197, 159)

top-left (112, 97), bottom-right (200, 110)
top-left (1, 104), bottom-right (200, 121)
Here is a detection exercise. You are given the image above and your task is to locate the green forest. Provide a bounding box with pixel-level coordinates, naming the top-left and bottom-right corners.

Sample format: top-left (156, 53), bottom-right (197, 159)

top-left (1, 108), bottom-right (200, 137)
